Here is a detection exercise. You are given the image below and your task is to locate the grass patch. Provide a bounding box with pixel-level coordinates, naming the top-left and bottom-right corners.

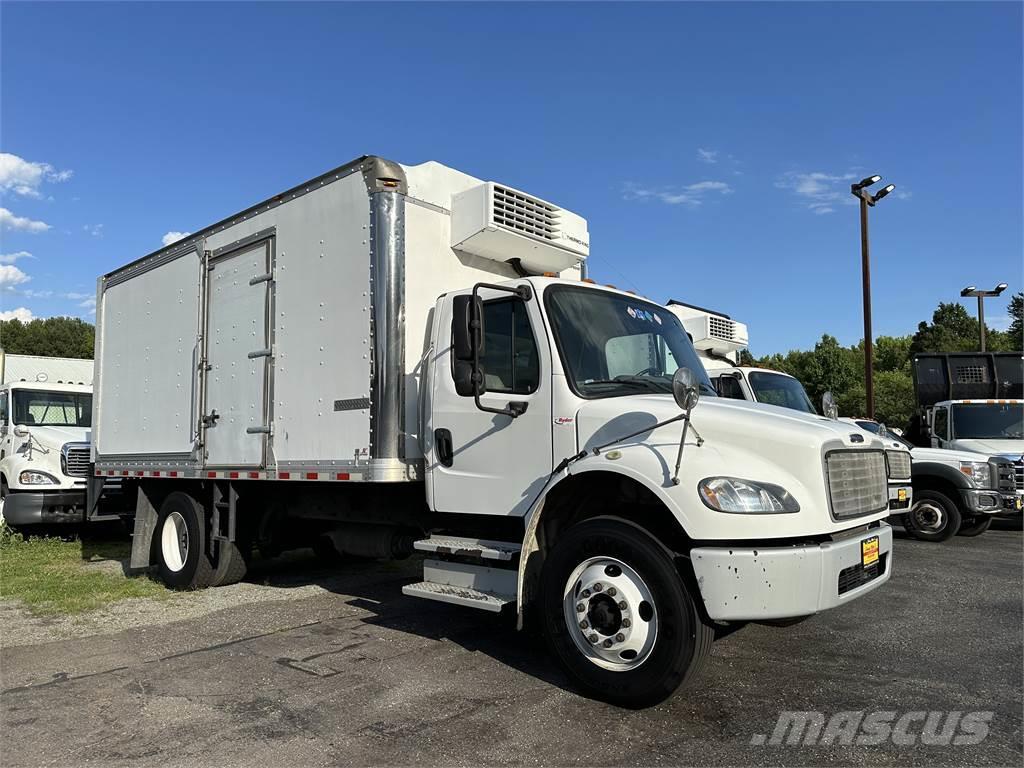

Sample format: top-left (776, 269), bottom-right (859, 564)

top-left (0, 524), bottom-right (169, 615)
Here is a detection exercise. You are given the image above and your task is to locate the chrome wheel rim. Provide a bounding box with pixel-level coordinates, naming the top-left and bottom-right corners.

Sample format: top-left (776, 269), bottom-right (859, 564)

top-left (911, 500), bottom-right (945, 532)
top-left (563, 556), bottom-right (658, 671)
top-left (161, 511), bottom-right (189, 572)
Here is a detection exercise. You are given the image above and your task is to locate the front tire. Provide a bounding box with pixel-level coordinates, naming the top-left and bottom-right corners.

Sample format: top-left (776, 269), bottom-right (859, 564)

top-left (156, 491), bottom-right (215, 590)
top-left (956, 516), bottom-right (992, 537)
top-left (540, 517), bottom-right (713, 708)
top-left (904, 490), bottom-right (961, 542)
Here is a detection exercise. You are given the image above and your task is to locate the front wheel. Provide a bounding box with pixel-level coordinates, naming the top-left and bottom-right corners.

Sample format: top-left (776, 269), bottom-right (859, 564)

top-left (956, 516), bottom-right (992, 537)
top-left (540, 517), bottom-right (713, 708)
top-left (904, 490), bottom-right (961, 542)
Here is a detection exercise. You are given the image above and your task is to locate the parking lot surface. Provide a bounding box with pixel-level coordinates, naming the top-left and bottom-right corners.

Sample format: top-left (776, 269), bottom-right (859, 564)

top-left (2, 525), bottom-right (1021, 767)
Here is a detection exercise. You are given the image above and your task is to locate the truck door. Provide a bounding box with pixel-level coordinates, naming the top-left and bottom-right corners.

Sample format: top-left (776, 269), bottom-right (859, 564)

top-left (428, 290), bottom-right (553, 516)
top-left (203, 237), bottom-right (273, 468)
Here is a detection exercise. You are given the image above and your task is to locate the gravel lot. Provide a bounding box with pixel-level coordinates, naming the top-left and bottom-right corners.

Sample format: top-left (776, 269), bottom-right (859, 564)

top-left (1, 523), bottom-right (1021, 767)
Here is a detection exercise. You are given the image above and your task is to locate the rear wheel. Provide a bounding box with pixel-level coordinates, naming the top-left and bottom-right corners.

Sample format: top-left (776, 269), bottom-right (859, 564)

top-left (904, 490), bottom-right (961, 542)
top-left (540, 517), bottom-right (713, 708)
top-left (956, 516), bottom-right (992, 537)
top-left (156, 492), bottom-right (215, 590)
top-left (210, 540), bottom-right (249, 586)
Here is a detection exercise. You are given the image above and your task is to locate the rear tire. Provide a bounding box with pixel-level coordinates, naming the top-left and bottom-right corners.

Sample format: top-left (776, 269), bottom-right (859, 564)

top-left (956, 516), bottom-right (992, 537)
top-left (540, 517), bottom-right (713, 708)
top-left (210, 540), bottom-right (249, 586)
top-left (904, 490), bottom-right (961, 542)
top-left (156, 492), bottom-right (215, 590)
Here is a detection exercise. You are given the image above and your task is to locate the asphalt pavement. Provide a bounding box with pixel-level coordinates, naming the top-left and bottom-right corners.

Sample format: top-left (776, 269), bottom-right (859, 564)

top-left (2, 524), bottom-right (1021, 767)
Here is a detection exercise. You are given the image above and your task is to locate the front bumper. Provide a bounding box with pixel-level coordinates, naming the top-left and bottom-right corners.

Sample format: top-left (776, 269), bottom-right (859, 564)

top-left (994, 492), bottom-right (1024, 519)
top-left (960, 488), bottom-right (1017, 516)
top-left (1, 490), bottom-right (86, 525)
top-left (690, 523), bottom-right (893, 621)
top-left (887, 482), bottom-right (912, 511)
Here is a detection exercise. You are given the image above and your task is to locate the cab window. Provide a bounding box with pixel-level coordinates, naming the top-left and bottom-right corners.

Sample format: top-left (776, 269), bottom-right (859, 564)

top-left (478, 299), bottom-right (539, 395)
top-left (715, 375), bottom-right (746, 400)
top-left (0, 392), bottom-right (7, 427)
top-left (933, 408), bottom-right (948, 440)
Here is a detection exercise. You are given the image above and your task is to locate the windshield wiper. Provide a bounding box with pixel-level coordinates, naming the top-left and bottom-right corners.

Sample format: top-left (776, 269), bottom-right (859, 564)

top-left (581, 376), bottom-right (671, 393)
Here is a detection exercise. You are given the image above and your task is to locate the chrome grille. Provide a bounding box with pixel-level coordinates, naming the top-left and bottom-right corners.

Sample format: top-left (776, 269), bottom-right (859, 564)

top-left (826, 450), bottom-right (888, 519)
top-left (1015, 460), bottom-right (1023, 492)
top-left (61, 442), bottom-right (90, 478)
top-left (993, 460), bottom-right (1016, 493)
top-left (884, 450), bottom-right (912, 480)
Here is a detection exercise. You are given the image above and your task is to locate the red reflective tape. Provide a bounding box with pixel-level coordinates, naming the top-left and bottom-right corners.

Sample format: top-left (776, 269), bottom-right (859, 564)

top-left (229, 471), bottom-right (239, 479)
top-left (305, 472), bottom-right (319, 480)
top-left (279, 471), bottom-right (290, 480)
top-left (135, 471), bottom-right (144, 477)
top-left (248, 471), bottom-right (260, 479)
top-left (336, 472), bottom-right (350, 480)
top-left (152, 471), bottom-right (161, 477)
top-left (122, 471), bottom-right (129, 476)
top-left (207, 471), bottom-right (217, 478)
top-left (169, 471), bottom-right (179, 478)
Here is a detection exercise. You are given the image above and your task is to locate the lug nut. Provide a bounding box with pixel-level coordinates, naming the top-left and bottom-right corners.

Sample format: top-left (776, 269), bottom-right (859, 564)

top-left (607, 587), bottom-right (617, 597)
top-left (603, 639), bottom-right (613, 648)
top-left (622, 618), bottom-right (631, 628)
top-left (581, 589), bottom-right (591, 598)
top-left (579, 620), bottom-right (589, 630)
top-left (615, 633), bottom-right (625, 642)
top-left (618, 601), bottom-right (628, 610)
top-left (576, 603), bottom-right (585, 613)
top-left (588, 634), bottom-right (599, 644)
top-left (593, 583), bottom-right (603, 592)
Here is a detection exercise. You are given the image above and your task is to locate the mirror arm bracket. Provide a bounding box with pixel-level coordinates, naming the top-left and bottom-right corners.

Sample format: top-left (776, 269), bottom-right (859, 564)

top-left (468, 280), bottom-right (534, 419)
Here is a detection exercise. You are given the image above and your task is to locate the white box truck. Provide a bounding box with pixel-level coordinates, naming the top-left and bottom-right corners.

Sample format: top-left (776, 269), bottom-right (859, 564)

top-left (92, 156), bottom-right (897, 707)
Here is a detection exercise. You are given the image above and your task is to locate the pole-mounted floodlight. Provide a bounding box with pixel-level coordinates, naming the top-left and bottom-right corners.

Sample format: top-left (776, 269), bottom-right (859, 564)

top-left (960, 283), bottom-right (1009, 351)
top-left (849, 173), bottom-right (898, 419)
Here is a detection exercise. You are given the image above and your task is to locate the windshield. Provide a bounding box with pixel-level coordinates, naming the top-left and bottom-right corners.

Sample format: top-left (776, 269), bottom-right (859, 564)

top-left (748, 371), bottom-right (817, 414)
top-left (544, 286), bottom-right (715, 399)
top-left (12, 390), bottom-right (92, 428)
top-left (951, 403), bottom-right (1024, 440)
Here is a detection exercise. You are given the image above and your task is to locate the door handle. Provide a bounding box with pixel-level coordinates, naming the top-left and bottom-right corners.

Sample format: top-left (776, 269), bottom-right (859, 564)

top-left (434, 428), bottom-right (454, 468)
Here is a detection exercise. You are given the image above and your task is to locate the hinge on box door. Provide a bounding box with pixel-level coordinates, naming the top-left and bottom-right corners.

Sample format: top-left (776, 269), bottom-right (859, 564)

top-left (247, 347), bottom-right (273, 360)
top-left (249, 272), bottom-right (273, 286)
top-left (246, 425), bottom-right (272, 435)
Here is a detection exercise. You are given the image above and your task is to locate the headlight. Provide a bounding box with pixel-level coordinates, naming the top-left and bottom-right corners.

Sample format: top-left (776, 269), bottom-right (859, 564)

top-left (959, 461), bottom-right (992, 488)
top-left (19, 470), bottom-right (58, 485)
top-left (698, 477), bottom-right (800, 513)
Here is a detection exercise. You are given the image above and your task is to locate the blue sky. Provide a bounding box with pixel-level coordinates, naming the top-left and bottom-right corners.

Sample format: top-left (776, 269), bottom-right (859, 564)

top-left (1, 2), bottom-right (1021, 355)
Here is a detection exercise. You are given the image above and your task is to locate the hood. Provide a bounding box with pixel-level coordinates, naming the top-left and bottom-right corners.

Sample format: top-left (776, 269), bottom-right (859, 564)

top-left (911, 446), bottom-right (996, 464)
top-left (575, 394), bottom-right (885, 453)
top-left (20, 425), bottom-right (91, 452)
top-left (951, 439), bottom-right (1024, 459)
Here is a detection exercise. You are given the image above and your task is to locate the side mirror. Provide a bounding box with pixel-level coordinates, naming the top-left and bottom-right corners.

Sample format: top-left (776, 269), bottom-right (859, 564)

top-left (672, 367), bottom-right (701, 411)
top-left (452, 294), bottom-right (484, 362)
top-left (453, 360), bottom-right (486, 397)
top-left (13, 424), bottom-right (30, 437)
top-left (822, 391), bottom-right (838, 420)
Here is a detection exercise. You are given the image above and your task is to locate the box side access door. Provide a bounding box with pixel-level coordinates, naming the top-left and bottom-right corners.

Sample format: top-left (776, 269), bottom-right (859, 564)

top-left (203, 235), bottom-right (274, 468)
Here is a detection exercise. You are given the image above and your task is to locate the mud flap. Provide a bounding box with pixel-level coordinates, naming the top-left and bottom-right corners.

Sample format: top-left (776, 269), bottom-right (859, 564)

top-left (128, 484), bottom-right (160, 572)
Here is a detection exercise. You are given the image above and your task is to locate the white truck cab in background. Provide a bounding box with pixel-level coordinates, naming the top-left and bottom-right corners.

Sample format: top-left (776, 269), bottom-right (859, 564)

top-left (91, 156), bottom-right (899, 707)
top-left (0, 380), bottom-right (92, 525)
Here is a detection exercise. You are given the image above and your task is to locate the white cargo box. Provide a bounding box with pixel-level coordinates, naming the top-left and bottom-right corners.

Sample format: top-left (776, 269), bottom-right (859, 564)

top-left (92, 156), bottom-right (587, 483)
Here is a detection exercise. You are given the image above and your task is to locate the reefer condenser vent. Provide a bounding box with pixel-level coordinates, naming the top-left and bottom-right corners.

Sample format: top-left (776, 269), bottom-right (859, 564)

top-left (451, 182), bottom-right (589, 275)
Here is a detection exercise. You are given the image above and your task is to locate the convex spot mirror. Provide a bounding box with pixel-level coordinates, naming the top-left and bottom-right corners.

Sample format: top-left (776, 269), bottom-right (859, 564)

top-left (822, 391), bottom-right (838, 420)
top-left (672, 367), bottom-right (701, 411)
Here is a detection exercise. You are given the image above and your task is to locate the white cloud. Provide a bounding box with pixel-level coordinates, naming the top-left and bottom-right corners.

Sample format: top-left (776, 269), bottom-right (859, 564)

top-left (776, 171), bottom-right (858, 215)
top-left (162, 231), bottom-right (191, 246)
top-left (0, 153), bottom-right (72, 198)
top-left (895, 189), bottom-right (912, 200)
top-left (83, 223), bottom-right (104, 237)
top-left (623, 180), bottom-right (733, 207)
top-left (0, 207), bottom-right (50, 233)
top-left (697, 148), bottom-right (719, 164)
top-left (0, 250), bottom-right (33, 264)
top-left (0, 264), bottom-right (31, 289)
top-left (64, 291), bottom-right (91, 300)
top-left (79, 296), bottom-right (97, 315)
top-left (0, 307), bottom-right (34, 322)
top-left (23, 289), bottom-right (53, 299)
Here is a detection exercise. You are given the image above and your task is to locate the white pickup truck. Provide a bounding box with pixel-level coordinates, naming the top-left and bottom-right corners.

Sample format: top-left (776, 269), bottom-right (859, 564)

top-left (0, 381), bottom-right (92, 525)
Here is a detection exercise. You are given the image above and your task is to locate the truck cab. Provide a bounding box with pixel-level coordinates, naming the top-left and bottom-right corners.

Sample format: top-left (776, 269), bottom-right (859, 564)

top-left (0, 381), bottom-right (92, 525)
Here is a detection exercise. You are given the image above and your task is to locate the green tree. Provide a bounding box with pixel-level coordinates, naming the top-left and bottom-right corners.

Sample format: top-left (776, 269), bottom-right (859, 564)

top-left (802, 334), bottom-right (858, 408)
top-left (837, 370), bottom-right (915, 427)
top-left (1007, 291), bottom-right (1023, 350)
top-left (0, 317), bottom-right (95, 358)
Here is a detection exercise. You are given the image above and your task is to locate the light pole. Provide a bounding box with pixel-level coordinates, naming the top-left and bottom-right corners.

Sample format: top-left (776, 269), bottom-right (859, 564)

top-left (960, 283), bottom-right (1008, 352)
top-left (850, 175), bottom-right (896, 420)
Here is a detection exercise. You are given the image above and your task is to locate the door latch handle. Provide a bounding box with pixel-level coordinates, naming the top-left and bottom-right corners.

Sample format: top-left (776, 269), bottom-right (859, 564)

top-left (434, 428), bottom-right (454, 468)
top-left (202, 410), bottom-right (221, 428)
